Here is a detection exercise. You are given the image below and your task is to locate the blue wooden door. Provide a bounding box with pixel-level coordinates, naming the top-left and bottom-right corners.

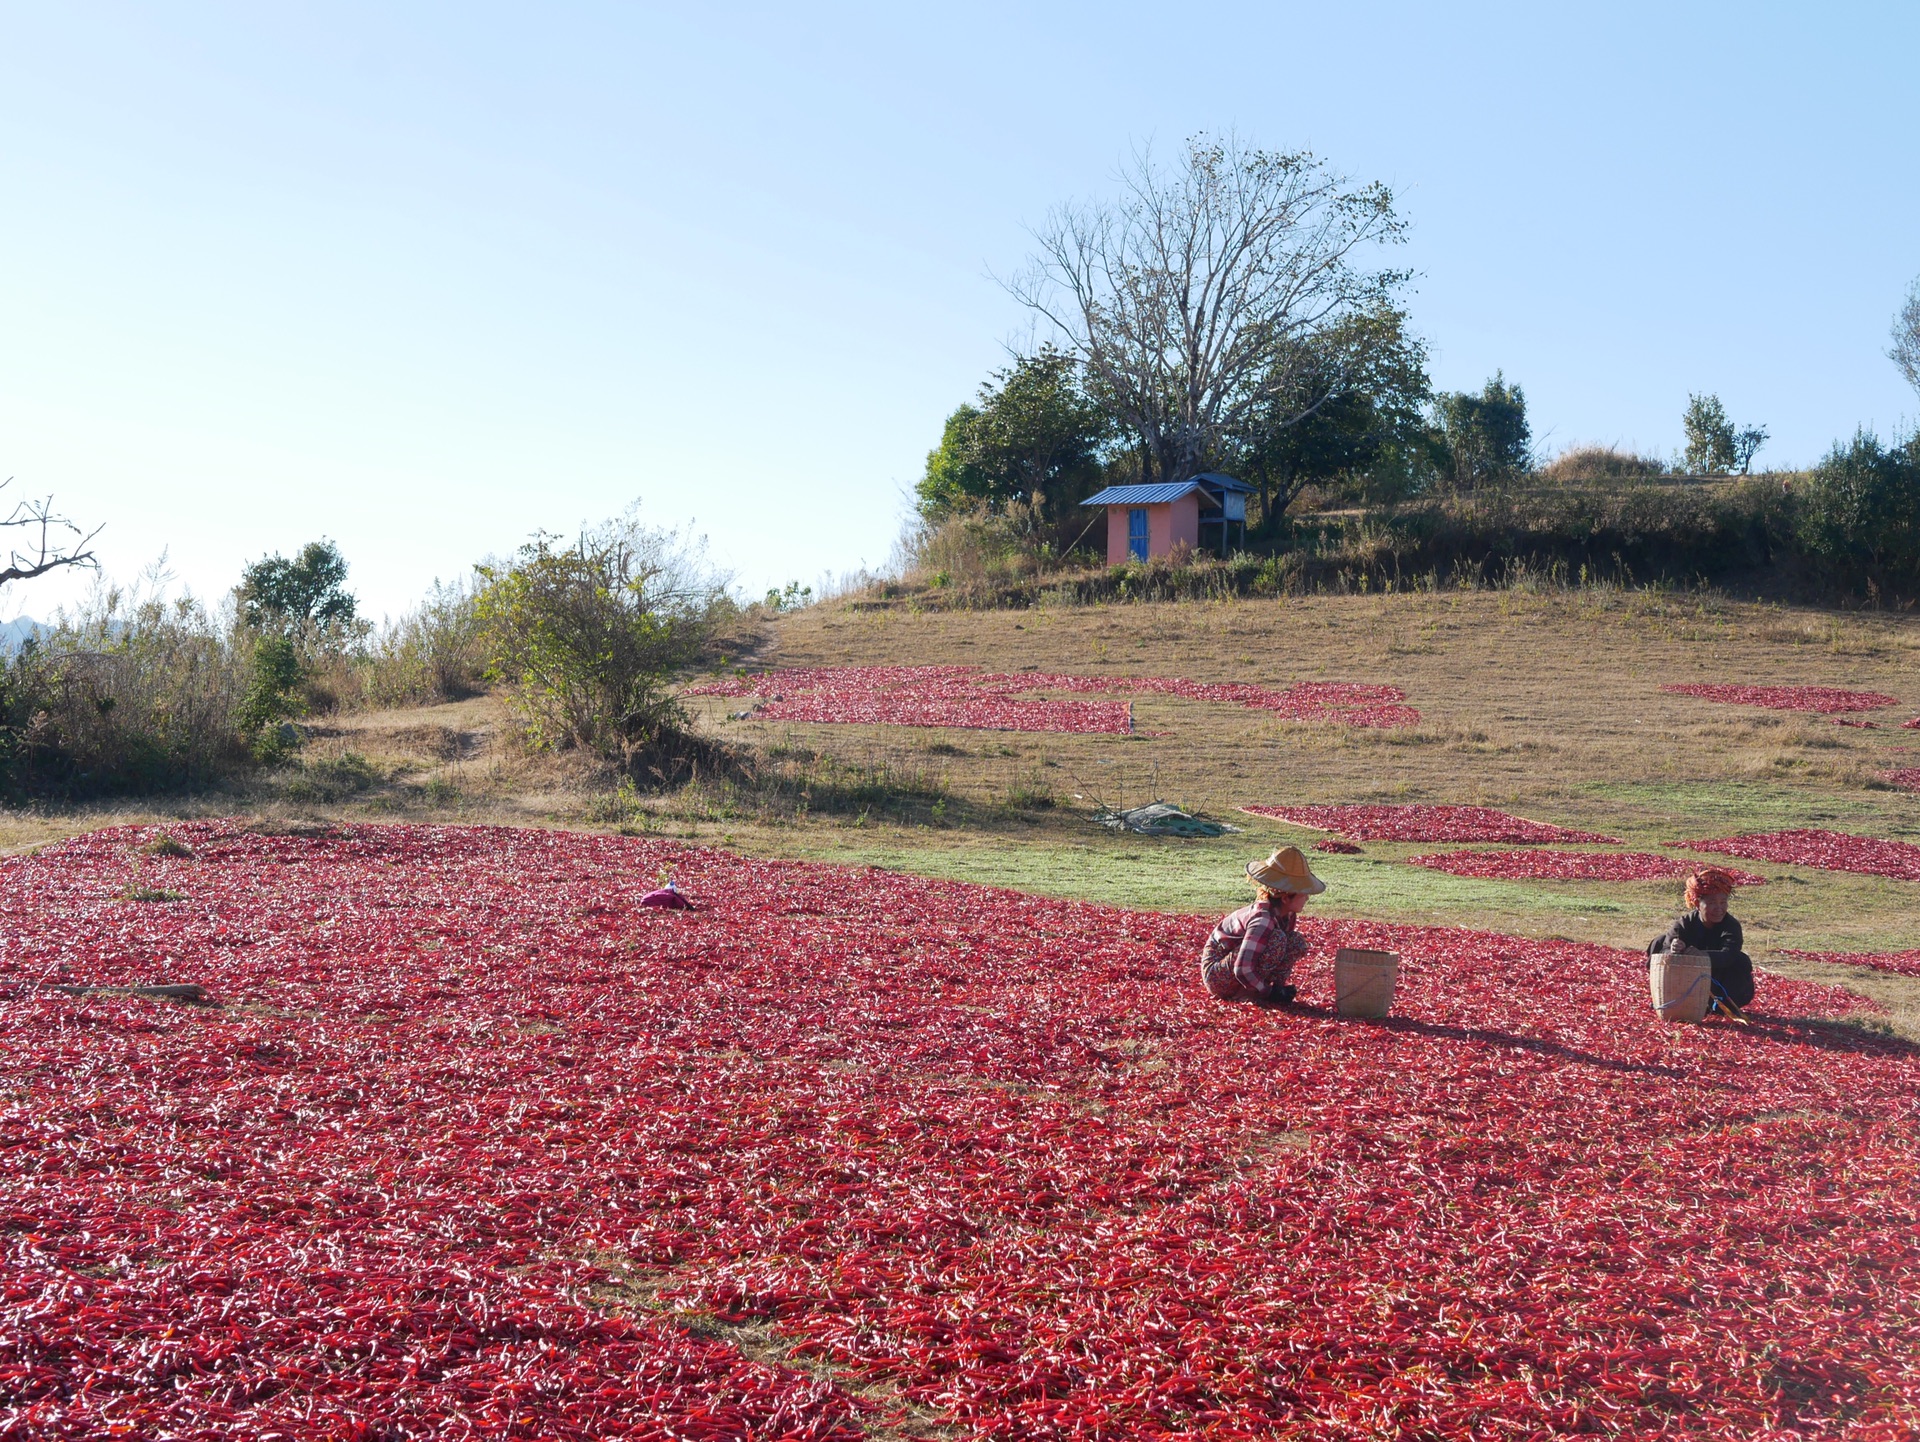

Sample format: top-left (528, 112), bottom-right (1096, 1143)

top-left (1127, 508), bottom-right (1148, 560)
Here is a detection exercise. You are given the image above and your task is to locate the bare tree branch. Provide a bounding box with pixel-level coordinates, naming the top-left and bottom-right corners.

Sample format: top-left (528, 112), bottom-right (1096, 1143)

top-left (1005, 135), bottom-right (1409, 483)
top-left (0, 479), bottom-right (101, 588)
top-left (1892, 278), bottom-right (1920, 399)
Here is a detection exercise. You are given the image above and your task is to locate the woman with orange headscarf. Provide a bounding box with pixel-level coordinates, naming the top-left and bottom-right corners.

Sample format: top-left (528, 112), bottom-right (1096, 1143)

top-left (1648, 867), bottom-right (1754, 1020)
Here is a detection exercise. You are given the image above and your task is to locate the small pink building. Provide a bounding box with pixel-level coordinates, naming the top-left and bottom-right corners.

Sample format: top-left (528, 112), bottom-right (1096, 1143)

top-left (1081, 474), bottom-right (1254, 565)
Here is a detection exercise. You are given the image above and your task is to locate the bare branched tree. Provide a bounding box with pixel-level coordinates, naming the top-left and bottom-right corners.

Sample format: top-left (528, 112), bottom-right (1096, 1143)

top-left (1006, 135), bottom-right (1410, 483)
top-left (1892, 277), bottom-right (1920, 399)
top-left (0, 479), bottom-right (100, 588)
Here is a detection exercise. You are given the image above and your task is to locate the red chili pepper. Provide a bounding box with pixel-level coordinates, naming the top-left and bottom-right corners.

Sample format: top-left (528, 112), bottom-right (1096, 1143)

top-left (1, 819), bottom-right (1916, 1438)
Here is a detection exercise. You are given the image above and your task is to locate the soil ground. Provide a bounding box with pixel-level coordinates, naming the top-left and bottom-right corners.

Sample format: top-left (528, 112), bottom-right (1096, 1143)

top-left (8, 585), bottom-right (1918, 1030)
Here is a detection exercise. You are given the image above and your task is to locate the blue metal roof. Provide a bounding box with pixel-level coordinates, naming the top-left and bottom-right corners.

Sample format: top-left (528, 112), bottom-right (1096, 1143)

top-left (1080, 473), bottom-right (1254, 507)
top-left (1081, 482), bottom-right (1204, 506)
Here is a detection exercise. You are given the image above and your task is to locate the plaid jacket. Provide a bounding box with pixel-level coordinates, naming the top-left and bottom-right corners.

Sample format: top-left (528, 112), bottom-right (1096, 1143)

top-left (1201, 900), bottom-right (1306, 1000)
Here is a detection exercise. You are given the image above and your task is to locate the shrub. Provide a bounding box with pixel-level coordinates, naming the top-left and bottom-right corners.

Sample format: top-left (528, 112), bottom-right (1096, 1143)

top-left (1796, 430), bottom-right (1920, 592)
top-left (897, 500), bottom-right (1079, 603)
top-left (475, 512), bottom-right (732, 766)
top-left (0, 586), bottom-right (253, 797)
top-left (360, 578), bottom-right (488, 708)
top-left (237, 637), bottom-right (307, 760)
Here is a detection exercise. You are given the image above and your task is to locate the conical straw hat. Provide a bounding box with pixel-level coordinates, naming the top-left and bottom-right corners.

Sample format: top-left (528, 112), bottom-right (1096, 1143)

top-left (1246, 846), bottom-right (1326, 895)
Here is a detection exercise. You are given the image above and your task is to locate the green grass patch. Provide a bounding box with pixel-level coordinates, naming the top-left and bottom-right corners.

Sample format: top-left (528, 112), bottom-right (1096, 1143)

top-left (1577, 779), bottom-right (1914, 836)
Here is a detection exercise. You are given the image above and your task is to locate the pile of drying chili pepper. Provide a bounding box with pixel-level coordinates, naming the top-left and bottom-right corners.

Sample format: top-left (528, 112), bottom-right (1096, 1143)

top-left (1781, 948), bottom-right (1920, 980)
top-left (683, 667), bottom-right (1419, 733)
top-left (1659, 684), bottom-right (1901, 714)
top-left (1405, 850), bottom-right (1768, 885)
top-left (5, 821), bottom-right (1920, 1439)
top-left (1674, 827), bottom-right (1920, 883)
top-left (1240, 803), bottom-right (1620, 844)
top-left (1881, 767), bottom-right (1920, 792)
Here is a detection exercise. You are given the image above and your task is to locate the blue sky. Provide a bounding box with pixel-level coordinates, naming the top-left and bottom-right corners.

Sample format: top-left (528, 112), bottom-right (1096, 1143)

top-left (2, 2), bottom-right (1916, 618)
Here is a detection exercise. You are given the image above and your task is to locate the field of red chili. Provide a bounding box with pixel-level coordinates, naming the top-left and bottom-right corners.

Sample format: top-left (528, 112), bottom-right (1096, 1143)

top-left (1674, 828), bottom-right (1920, 883)
top-left (6, 822), bottom-right (1920, 1440)
top-left (683, 667), bottom-right (1418, 733)
top-left (1882, 768), bottom-right (1920, 792)
top-left (1781, 949), bottom-right (1920, 981)
top-left (1239, 804), bottom-right (1620, 845)
top-left (1404, 850), bottom-right (1768, 885)
top-left (1658, 684), bottom-right (1901, 714)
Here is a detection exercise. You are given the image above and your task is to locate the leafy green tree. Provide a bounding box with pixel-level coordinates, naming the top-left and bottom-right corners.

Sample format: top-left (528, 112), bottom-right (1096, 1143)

top-left (1681, 394), bottom-right (1736, 473)
top-left (916, 349), bottom-right (1110, 520)
top-left (237, 540), bottom-right (357, 630)
top-left (1435, 373), bottom-right (1531, 489)
top-left (1231, 304), bottom-right (1434, 523)
top-left (1797, 430), bottom-right (1920, 587)
top-left (475, 513), bottom-right (727, 763)
top-left (1681, 394), bottom-right (1768, 475)
top-left (918, 405), bottom-right (990, 518)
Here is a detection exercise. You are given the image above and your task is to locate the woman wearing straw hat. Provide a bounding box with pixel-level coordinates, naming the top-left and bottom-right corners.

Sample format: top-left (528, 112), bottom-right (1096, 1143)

top-left (1201, 847), bottom-right (1326, 1008)
top-left (1647, 866), bottom-right (1755, 1022)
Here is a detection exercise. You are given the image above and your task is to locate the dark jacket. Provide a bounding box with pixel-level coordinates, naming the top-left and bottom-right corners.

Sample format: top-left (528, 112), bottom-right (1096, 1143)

top-left (1648, 909), bottom-right (1745, 964)
top-left (1648, 908), bottom-right (1755, 1007)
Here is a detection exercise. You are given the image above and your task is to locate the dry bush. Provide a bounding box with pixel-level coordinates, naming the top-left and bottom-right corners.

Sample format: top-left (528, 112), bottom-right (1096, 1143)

top-left (1539, 446), bottom-right (1668, 484)
top-left (898, 500), bottom-right (1082, 603)
top-left (359, 578), bottom-right (489, 708)
top-left (1, 585), bottom-right (253, 796)
top-left (476, 513), bottom-right (735, 769)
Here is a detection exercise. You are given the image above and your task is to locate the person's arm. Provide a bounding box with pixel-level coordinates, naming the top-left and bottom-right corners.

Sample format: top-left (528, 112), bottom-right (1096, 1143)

top-left (1650, 917), bottom-right (1689, 954)
top-left (1708, 916), bottom-right (1746, 963)
top-left (1234, 908), bottom-right (1276, 996)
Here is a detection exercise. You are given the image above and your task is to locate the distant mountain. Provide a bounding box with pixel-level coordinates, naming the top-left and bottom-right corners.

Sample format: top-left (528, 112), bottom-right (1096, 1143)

top-left (0, 616), bottom-right (49, 653)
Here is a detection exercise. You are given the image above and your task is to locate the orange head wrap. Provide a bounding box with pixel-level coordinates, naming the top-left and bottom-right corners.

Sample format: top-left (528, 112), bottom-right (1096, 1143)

top-left (1684, 867), bottom-right (1739, 908)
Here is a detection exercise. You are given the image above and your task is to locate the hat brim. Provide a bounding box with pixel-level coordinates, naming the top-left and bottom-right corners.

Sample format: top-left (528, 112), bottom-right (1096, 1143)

top-left (1247, 859), bottom-right (1327, 895)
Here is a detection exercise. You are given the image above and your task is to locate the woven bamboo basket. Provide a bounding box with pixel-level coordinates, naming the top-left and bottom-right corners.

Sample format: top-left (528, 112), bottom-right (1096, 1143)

top-left (1648, 948), bottom-right (1712, 1024)
top-left (1334, 947), bottom-right (1400, 1018)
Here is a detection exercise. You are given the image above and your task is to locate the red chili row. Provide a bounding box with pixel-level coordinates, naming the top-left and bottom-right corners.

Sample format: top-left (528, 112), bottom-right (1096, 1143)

top-left (683, 666), bottom-right (1420, 732)
top-left (1240, 803), bottom-right (1620, 844)
top-left (1781, 947), bottom-right (1920, 979)
top-left (1673, 827), bottom-right (1920, 882)
top-left (1405, 849), bottom-right (1768, 884)
top-left (1660, 683), bottom-right (1901, 713)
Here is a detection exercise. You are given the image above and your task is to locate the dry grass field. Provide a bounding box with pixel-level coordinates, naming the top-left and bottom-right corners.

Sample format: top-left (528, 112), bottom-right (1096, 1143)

top-left (694, 587), bottom-right (1920, 1030)
top-left (6, 586), bottom-right (1916, 1026)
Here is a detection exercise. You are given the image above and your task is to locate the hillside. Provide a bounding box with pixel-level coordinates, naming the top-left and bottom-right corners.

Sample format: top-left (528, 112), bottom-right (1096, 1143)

top-left (9, 587), bottom-right (1920, 1436)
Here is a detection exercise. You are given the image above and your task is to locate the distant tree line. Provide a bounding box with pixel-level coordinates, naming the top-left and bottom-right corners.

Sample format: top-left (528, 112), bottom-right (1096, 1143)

top-left (0, 509), bottom-right (749, 799)
top-left (912, 135), bottom-right (1920, 597)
